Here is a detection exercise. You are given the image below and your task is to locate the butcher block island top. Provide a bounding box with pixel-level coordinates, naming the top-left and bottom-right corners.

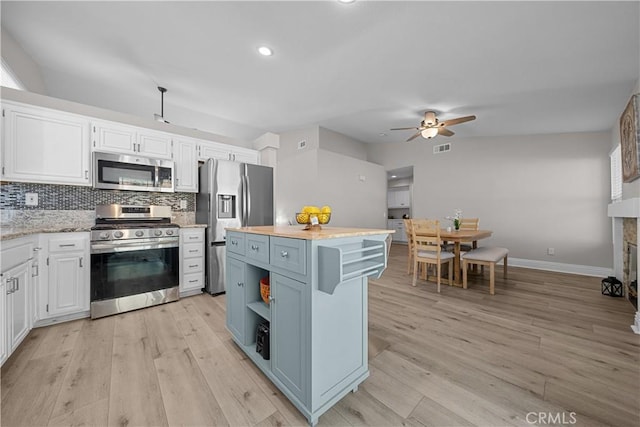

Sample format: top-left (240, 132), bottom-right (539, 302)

top-left (225, 225), bottom-right (394, 240)
top-left (225, 226), bottom-right (392, 426)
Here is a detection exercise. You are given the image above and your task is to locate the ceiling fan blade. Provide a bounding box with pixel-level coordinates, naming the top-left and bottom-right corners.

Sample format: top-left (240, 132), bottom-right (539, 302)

top-left (441, 115), bottom-right (476, 127)
top-left (406, 131), bottom-right (422, 142)
top-left (438, 127), bottom-right (454, 137)
top-left (390, 126), bottom-right (419, 131)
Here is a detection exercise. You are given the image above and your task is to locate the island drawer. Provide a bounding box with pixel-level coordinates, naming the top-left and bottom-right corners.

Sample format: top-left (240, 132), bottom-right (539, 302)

top-left (270, 236), bottom-right (306, 275)
top-left (246, 234), bottom-right (269, 264)
top-left (227, 231), bottom-right (245, 256)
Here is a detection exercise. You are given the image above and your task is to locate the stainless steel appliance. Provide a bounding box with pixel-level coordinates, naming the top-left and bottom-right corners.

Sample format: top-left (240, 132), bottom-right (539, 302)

top-left (90, 204), bottom-right (180, 319)
top-left (196, 159), bottom-right (273, 294)
top-left (93, 152), bottom-right (174, 192)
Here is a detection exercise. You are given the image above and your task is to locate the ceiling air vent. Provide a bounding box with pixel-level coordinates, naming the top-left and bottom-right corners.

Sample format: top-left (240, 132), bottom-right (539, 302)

top-left (433, 143), bottom-right (451, 154)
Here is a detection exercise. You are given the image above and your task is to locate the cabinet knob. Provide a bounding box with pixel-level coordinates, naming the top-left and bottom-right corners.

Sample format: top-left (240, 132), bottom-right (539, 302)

top-left (237, 282), bottom-right (244, 287)
top-left (280, 251), bottom-right (288, 258)
top-left (251, 245), bottom-right (259, 251)
top-left (269, 295), bottom-right (275, 302)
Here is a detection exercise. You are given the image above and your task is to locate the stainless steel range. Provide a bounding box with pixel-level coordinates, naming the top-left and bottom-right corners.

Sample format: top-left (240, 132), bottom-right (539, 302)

top-left (90, 204), bottom-right (180, 319)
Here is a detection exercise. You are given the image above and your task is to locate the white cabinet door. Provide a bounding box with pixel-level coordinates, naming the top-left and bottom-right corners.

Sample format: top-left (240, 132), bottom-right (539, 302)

top-left (138, 129), bottom-right (173, 160)
top-left (2, 103), bottom-right (91, 186)
top-left (396, 190), bottom-right (410, 208)
top-left (198, 140), bottom-right (259, 164)
top-left (198, 141), bottom-right (230, 161)
top-left (43, 234), bottom-right (90, 319)
top-left (5, 261), bottom-right (31, 354)
top-left (388, 220), bottom-right (407, 242)
top-left (387, 189), bottom-right (410, 208)
top-left (174, 138), bottom-right (199, 192)
top-left (1, 277), bottom-right (7, 366)
top-left (92, 120), bottom-right (137, 154)
top-left (92, 121), bottom-right (172, 159)
top-left (47, 252), bottom-right (87, 316)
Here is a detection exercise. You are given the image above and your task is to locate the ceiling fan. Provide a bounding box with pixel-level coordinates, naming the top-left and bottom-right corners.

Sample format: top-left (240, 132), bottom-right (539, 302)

top-left (391, 111), bottom-right (476, 142)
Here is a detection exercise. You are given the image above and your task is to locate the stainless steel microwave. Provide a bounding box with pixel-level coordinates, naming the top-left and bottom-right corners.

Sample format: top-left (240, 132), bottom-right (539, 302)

top-left (93, 152), bottom-right (175, 192)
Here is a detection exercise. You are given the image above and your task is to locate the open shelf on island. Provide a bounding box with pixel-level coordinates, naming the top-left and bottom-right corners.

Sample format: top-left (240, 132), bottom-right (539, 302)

top-left (247, 300), bottom-right (270, 321)
top-left (317, 239), bottom-right (387, 294)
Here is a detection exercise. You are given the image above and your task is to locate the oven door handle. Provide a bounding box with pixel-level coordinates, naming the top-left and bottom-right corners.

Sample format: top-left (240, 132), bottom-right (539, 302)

top-left (91, 239), bottom-right (179, 254)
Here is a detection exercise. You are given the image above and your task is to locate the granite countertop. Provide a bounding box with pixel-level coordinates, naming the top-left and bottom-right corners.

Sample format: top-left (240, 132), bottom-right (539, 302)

top-left (226, 225), bottom-right (394, 240)
top-left (1, 226), bottom-right (92, 241)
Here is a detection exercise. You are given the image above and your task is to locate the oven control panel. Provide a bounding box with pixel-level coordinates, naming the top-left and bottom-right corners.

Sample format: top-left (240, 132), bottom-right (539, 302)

top-left (91, 227), bottom-right (180, 241)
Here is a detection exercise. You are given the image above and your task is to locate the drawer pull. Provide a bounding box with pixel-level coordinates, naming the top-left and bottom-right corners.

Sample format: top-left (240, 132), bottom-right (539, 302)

top-left (188, 264), bottom-right (199, 268)
top-left (251, 245), bottom-right (259, 251)
top-left (188, 250), bottom-right (199, 253)
top-left (59, 243), bottom-right (76, 248)
top-left (188, 279), bottom-right (198, 283)
top-left (189, 236), bottom-right (198, 240)
top-left (280, 251), bottom-right (288, 258)
top-left (237, 282), bottom-right (244, 287)
top-left (231, 241), bottom-right (238, 246)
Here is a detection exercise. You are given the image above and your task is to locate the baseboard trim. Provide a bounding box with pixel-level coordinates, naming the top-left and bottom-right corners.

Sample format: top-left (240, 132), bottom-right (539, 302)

top-left (507, 257), bottom-right (613, 277)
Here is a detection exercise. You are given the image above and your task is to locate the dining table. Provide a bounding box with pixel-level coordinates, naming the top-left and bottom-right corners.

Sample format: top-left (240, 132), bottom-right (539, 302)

top-left (417, 228), bottom-right (493, 286)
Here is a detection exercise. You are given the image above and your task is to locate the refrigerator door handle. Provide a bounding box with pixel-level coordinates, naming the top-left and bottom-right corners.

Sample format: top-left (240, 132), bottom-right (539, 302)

top-left (245, 174), bottom-right (251, 225)
top-left (240, 175), bottom-right (247, 227)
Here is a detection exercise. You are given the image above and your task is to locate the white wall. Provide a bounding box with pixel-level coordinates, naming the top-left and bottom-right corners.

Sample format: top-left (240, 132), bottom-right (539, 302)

top-left (1, 28), bottom-right (46, 94)
top-left (318, 127), bottom-right (368, 161)
top-left (368, 132), bottom-right (613, 269)
top-left (276, 127), bottom-right (386, 228)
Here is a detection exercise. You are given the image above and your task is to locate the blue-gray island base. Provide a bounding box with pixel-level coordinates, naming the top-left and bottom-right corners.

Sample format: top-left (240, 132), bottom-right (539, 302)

top-left (224, 226), bottom-right (393, 426)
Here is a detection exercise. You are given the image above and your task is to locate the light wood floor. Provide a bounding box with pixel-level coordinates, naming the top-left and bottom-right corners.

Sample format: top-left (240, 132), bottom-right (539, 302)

top-left (2, 244), bottom-right (639, 426)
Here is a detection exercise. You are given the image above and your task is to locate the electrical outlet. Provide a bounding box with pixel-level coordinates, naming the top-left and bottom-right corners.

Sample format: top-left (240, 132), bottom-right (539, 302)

top-left (25, 193), bottom-right (38, 206)
top-left (297, 140), bottom-right (307, 150)
top-left (547, 247), bottom-right (555, 256)
top-left (359, 174), bottom-right (366, 182)
top-left (179, 200), bottom-right (187, 209)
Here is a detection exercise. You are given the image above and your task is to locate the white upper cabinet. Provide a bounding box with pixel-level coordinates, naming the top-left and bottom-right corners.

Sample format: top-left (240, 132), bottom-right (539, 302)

top-left (387, 189), bottom-right (411, 208)
top-left (2, 102), bottom-right (91, 186)
top-left (198, 140), bottom-right (259, 164)
top-left (173, 137), bottom-right (199, 193)
top-left (92, 120), bottom-right (173, 160)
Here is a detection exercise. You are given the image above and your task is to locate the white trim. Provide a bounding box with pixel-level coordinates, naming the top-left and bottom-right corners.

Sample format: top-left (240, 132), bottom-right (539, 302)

top-left (608, 197), bottom-right (640, 218)
top-left (506, 257), bottom-right (612, 278)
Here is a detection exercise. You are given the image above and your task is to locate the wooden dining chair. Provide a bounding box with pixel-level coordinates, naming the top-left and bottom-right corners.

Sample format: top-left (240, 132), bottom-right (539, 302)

top-left (410, 219), bottom-right (454, 292)
top-left (404, 218), bottom-right (414, 274)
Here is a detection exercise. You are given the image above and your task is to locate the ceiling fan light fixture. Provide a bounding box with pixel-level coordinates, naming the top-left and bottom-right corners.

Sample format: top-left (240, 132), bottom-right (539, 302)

top-left (424, 111), bottom-right (437, 126)
top-left (421, 128), bottom-right (439, 139)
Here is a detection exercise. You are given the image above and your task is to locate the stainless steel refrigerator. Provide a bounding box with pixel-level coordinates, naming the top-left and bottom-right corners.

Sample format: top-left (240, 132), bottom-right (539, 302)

top-left (196, 158), bottom-right (273, 294)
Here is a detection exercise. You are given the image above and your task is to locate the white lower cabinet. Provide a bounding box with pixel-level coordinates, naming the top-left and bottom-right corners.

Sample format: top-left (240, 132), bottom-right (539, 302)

top-left (0, 278), bottom-right (6, 365)
top-left (40, 233), bottom-right (90, 321)
top-left (387, 219), bottom-right (407, 243)
top-left (179, 228), bottom-right (205, 296)
top-left (1, 236), bottom-right (35, 366)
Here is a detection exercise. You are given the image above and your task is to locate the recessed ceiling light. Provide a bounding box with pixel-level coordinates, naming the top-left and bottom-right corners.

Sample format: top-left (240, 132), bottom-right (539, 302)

top-left (258, 46), bottom-right (273, 56)
top-left (338, 0), bottom-right (356, 3)
top-left (379, 133), bottom-right (387, 137)
top-left (391, 175), bottom-right (397, 178)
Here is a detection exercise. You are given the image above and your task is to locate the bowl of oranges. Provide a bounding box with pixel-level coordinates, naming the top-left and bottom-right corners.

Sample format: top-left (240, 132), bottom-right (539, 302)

top-left (296, 205), bottom-right (331, 228)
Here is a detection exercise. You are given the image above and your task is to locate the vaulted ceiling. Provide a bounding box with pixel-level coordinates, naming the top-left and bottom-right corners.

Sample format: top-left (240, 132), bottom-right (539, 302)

top-left (2, 1), bottom-right (638, 144)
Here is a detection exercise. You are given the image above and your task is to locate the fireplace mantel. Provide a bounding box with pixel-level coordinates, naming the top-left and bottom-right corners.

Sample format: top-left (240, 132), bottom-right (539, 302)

top-left (608, 197), bottom-right (640, 219)
top-left (608, 197), bottom-right (639, 334)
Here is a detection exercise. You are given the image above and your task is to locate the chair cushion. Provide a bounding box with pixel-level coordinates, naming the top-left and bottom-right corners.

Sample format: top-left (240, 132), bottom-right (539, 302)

top-left (462, 247), bottom-right (508, 262)
top-left (417, 250), bottom-right (454, 260)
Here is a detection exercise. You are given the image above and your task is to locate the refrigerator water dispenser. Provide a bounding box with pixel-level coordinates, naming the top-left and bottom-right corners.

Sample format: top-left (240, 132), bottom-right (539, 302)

top-left (218, 194), bottom-right (236, 218)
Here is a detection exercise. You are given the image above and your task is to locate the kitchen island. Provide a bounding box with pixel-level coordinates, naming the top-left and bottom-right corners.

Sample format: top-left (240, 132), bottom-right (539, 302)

top-left (224, 225), bottom-right (392, 426)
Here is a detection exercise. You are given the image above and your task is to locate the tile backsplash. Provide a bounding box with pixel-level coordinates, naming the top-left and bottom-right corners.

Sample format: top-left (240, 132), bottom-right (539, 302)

top-left (1, 181), bottom-right (195, 211)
